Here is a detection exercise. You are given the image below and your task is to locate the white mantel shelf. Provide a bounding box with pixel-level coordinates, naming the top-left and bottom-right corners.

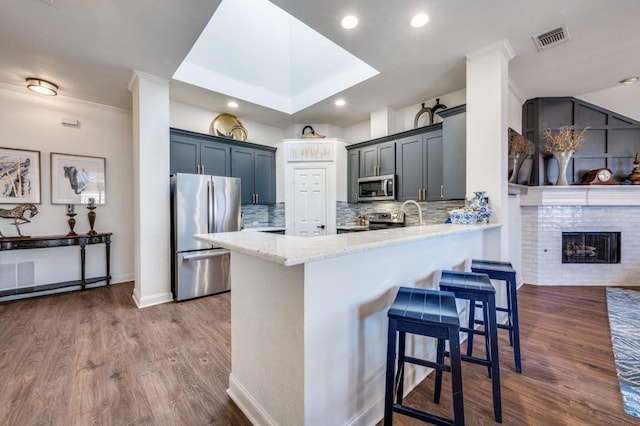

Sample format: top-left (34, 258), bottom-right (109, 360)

top-left (512, 184), bottom-right (640, 206)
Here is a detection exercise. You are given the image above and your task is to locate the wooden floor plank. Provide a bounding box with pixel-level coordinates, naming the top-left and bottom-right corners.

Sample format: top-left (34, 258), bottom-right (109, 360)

top-left (1, 283), bottom-right (639, 425)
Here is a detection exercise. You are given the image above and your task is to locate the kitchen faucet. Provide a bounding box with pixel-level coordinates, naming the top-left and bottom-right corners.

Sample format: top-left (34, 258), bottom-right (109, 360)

top-left (400, 200), bottom-right (423, 226)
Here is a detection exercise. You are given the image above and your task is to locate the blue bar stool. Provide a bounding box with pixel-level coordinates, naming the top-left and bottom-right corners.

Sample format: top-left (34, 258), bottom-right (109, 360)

top-left (384, 287), bottom-right (464, 426)
top-left (471, 259), bottom-right (522, 374)
top-left (439, 270), bottom-right (502, 423)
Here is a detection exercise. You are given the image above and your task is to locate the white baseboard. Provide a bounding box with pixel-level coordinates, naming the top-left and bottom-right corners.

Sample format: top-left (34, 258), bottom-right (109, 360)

top-left (132, 291), bottom-right (173, 308)
top-left (227, 374), bottom-right (277, 426)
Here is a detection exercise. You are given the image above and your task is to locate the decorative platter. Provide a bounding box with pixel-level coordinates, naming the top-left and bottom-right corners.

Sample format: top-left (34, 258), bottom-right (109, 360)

top-left (210, 113), bottom-right (248, 141)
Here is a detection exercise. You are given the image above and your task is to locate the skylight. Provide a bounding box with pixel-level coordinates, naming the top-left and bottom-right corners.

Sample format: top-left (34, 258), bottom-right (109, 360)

top-left (172, 0), bottom-right (378, 114)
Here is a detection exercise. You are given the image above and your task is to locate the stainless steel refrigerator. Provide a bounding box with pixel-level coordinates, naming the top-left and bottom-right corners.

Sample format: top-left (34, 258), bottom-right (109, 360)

top-left (170, 173), bottom-right (241, 301)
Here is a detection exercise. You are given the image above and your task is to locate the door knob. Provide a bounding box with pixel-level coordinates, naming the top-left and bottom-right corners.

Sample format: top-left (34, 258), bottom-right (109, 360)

top-left (317, 225), bottom-right (325, 229)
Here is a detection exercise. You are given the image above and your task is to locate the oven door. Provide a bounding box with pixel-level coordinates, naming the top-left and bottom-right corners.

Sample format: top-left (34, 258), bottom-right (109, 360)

top-left (357, 175), bottom-right (395, 201)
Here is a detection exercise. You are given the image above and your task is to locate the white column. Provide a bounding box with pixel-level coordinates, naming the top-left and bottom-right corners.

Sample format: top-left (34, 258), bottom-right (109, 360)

top-left (128, 71), bottom-right (173, 307)
top-left (465, 39), bottom-right (515, 259)
top-left (370, 107), bottom-right (396, 138)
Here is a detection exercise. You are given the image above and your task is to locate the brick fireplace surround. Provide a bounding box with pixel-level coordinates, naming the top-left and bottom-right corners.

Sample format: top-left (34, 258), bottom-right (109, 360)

top-left (513, 185), bottom-right (640, 286)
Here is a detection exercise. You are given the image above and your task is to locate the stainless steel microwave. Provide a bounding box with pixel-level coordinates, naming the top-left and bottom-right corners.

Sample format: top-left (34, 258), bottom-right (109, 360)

top-left (357, 174), bottom-right (396, 201)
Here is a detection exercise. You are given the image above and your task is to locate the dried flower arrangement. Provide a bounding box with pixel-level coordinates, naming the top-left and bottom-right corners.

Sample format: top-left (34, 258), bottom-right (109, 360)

top-left (509, 133), bottom-right (534, 155)
top-left (542, 126), bottom-right (590, 153)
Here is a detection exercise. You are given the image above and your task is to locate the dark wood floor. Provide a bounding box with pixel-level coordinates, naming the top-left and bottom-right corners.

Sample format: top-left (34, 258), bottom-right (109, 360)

top-left (1, 283), bottom-right (638, 425)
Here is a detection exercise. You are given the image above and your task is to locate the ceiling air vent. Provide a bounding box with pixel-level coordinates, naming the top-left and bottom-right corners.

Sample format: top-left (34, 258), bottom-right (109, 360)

top-left (533, 26), bottom-right (569, 51)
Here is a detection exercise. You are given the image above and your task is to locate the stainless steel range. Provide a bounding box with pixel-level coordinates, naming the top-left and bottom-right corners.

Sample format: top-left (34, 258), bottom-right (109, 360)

top-left (367, 212), bottom-right (406, 230)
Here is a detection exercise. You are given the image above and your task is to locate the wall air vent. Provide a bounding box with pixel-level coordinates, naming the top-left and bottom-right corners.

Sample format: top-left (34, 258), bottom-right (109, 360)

top-left (533, 26), bottom-right (569, 51)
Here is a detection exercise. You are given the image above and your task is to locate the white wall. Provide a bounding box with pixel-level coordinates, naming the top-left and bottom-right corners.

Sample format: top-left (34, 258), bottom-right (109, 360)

top-left (170, 101), bottom-right (284, 146)
top-left (0, 85), bottom-right (134, 288)
top-left (578, 83), bottom-right (640, 121)
top-left (340, 89), bottom-right (469, 145)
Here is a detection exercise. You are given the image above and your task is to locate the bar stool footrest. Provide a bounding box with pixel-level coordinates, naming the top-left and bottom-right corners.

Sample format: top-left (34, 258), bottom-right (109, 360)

top-left (393, 404), bottom-right (456, 426)
top-left (405, 355), bottom-right (451, 373)
top-left (443, 350), bottom-right (492, 368)
top-left (460, 326), bottom-right (486, 336)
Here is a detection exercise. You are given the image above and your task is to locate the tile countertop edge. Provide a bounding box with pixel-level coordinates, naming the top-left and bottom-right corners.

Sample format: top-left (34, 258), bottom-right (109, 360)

top-left (194, 223), bottom-right (502, 267)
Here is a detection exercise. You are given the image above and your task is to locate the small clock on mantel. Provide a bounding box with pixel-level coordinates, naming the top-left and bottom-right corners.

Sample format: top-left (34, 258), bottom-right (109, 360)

top-left (579, 168), bottom-right (620, 185)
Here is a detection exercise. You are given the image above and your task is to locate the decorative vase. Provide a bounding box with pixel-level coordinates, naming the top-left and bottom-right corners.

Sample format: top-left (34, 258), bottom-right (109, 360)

top-left (552, 150), bottom-right (573, 186)
top-left (508, 153), bottom-right (527, 184)
top-left (470, 191), bottom-right (491, 223)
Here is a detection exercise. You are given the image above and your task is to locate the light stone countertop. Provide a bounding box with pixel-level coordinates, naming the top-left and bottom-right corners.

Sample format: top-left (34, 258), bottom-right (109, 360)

top-left (241, 227), bottom-right (286, 232)
top-left (195, 223), bottom-right (501, 267)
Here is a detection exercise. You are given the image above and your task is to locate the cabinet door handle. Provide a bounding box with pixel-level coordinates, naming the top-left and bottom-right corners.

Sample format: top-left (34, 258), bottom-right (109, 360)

top-left (417, 189), bottom-right (422, 200)
top-left (440, 185), bottom-right (444, 198)
top-left (256, 193), bottom-right (259, 204)
top-left (201, 165), bottom-right (205, 175)
top-left (196, 164), bottom-right (200, 174)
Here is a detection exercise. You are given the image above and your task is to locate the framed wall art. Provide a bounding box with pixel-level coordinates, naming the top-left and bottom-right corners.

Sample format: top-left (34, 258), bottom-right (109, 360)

top-left (51, 153), bottom-right (106, 205)
top-left (0, 147), bottom-right (41, 204)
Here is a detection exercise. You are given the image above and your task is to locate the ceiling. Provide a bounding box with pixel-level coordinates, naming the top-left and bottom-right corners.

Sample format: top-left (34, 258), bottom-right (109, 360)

top-left (2, 0), bottom-right (639, 128)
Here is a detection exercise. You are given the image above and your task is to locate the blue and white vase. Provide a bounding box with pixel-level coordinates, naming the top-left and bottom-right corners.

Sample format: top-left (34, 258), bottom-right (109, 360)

top-left (470, 191), bottom-right (491, 223)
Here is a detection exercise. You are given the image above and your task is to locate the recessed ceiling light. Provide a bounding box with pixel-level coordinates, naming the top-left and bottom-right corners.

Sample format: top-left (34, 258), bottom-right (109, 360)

top-left (620, 76), bottom-right (639, 84)
top-left (26, 78), bottom-right (58, 96)
top-left (335, 99), bottom-right (346, 106)
top-left (411, 13), bottom-right (429, 28)
top-left (341, 15), bottom-right (358, 30)
top-left (228, 101), bottom-right (239, 108)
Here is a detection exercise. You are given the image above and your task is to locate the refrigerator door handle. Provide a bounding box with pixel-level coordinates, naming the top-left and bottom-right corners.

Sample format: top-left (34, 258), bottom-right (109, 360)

top-left (183, 250), bottom-right (230, 261)
top-left (208, 178), bottom-right (215, 233)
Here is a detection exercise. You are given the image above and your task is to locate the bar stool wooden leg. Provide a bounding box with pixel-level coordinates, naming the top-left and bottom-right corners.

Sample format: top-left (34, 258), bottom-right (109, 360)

top-left (434, 338), bottom-right (445, 404)
top-left (384, 318), bottom-right (397, 426)
top-left (448, 326), bottom-right (465, 426)
top-left (487, 294), bottom-right (502, 423)
top-left (395, 331), bottom-right (406, 405)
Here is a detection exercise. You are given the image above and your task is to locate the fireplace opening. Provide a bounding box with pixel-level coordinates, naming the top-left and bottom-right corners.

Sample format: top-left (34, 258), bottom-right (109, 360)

top-left (562, 232), bottom-right (620, 264)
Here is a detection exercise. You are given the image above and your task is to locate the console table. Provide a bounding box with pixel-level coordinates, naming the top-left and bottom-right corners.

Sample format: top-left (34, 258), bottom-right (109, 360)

top-left (0, 233), bottom-right (112, 300)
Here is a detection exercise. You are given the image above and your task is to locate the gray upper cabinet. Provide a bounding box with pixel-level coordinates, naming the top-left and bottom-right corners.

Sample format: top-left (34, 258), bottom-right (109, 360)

top-left (396, 129), bottom-right (444, 201)
top-left (347, 149), bottom-right (359, 203)
top-left (200, 142), bottom-right (231, 177)
top-left (170, 128), bottom-right (276, 205)
top-left (359, 141), bottom-right (395, 177)
top-left (170, 129), bottom-right (230, 176)
top-left (347, 106), bottom-right (466, 203)
top-left (439, 105), bottom-right (466, 199)
top-left (231, 146), bottom-right (276, 205)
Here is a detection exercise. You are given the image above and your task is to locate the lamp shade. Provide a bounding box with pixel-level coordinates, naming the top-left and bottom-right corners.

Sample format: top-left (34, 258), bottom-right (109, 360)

top-left (26, 78), bottom-right (58, 96)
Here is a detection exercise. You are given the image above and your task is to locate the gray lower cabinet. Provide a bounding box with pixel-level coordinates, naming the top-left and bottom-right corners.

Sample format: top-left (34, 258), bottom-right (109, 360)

top-left (396, 129), bottom-right (444, 201)
top-left (231, 146), bottom-right (275, 205)
top-left (359, 140), bottom-right (395, 177)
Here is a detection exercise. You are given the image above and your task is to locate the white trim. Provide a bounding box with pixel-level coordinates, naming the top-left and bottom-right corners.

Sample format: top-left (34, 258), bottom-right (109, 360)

top-left (127, 70), bottom-right (169, 93)
top-left (131, 291), bottom-right (173, 308)
top-left (519, 185), bottom-right (640, 206)
top-left (466, 38), bottom-right (516, 62)
top-left (0, 82), bottom-right (131, 114)
top-left (508, 77), bottom-right (526, 104)
top-left (227, 373), bottom-right (277, 426)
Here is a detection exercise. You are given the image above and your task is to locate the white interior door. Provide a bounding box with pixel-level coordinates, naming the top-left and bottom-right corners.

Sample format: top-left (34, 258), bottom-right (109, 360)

top-left (293, 168), bottom-right (327, 237)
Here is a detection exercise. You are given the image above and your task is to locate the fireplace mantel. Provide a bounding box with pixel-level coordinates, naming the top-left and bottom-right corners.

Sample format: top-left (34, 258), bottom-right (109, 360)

top-left (510, 184), bottom-right (640, 207)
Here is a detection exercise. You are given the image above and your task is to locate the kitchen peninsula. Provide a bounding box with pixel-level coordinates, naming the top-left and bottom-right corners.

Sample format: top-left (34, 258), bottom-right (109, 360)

top-left (195, 223), bottom-right (501, 425)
